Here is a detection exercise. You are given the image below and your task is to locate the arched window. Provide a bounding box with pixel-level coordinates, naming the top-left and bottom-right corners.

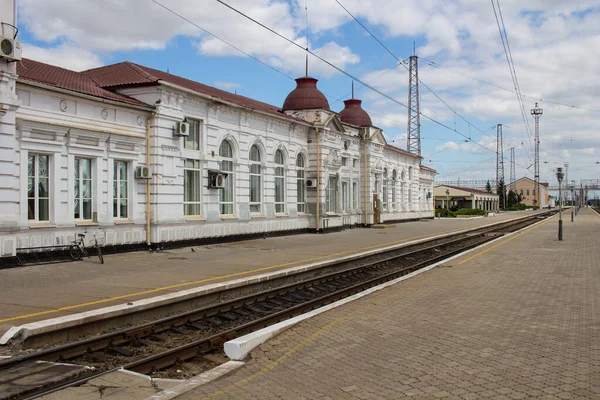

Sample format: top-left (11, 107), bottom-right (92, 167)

top-left (274, 149), bottom-right (285, 213)
top-left (296, 154), bottom-right (306, 213)
top-left (219, 141), bottom-right (234, 215)
top-left (392, 169), bottom-right (397, 209)
top-left (382, 168), bottom-right (388, 211)
top-left (400, 170), bottom-right (406, 211)
top-left (249, 145), bottom-right (262, 213)
top-left (408, 166), bottom-right (413, 181)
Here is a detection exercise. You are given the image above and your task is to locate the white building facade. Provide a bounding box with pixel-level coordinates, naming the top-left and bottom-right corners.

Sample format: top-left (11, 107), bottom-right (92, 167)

top-left (0, 11), bottom-right (434, 263)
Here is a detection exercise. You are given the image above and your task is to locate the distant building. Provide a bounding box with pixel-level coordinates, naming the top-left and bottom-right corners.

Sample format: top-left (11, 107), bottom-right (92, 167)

top-left (434, 185), bottom-right (499, 213)
top-left (511, 177), bottom-right (549, 208)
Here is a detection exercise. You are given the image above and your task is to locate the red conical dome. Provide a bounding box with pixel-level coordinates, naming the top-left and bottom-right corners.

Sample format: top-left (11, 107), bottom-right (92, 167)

top-left (282, 77), bottom-right (330, 111)
top-left (339, 98), bottom-right (372, 126)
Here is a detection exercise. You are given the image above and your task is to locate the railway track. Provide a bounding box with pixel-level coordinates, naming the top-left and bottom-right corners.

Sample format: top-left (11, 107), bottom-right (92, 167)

top-left (0, 211), bottom-right (556, 400)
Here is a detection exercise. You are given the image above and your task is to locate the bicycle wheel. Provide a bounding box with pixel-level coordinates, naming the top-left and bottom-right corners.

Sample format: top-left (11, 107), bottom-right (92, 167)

top-left (69, 245), bottom-right (84, 261)
top-left (96, 247), bottom-right (104, 264)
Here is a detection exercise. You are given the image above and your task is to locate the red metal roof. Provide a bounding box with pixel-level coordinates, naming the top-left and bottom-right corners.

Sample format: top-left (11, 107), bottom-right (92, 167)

top-left (339, 99), bottom-right (372, 126)
top-left (420, 165), bottom-right (437, 173)
top-left (281, 77), bottom-right (330, 111)
top-left (84, 62), bottom-right (303, 122)
top-left (17, 59), bottom-right (146, 107)
top-left (436, 184), bottom-right (497, 196)
top-left (384, 144), bottom-right (421, 158)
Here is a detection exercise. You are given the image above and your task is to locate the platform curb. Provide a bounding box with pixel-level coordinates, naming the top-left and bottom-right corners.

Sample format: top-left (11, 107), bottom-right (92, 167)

top-left (223, 213), bottom-right (555, 361)
top-left (0, 212), bottom-right (547, 346)
top-left (143, 361), bottom-right (245, 400)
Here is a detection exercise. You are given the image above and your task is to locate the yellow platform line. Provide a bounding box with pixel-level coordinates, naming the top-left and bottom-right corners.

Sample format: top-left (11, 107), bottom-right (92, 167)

top-left (0, 226), bottom-right (471, 324)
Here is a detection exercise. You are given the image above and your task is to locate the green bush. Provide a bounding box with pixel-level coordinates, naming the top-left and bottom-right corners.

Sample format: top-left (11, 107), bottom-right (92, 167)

top-left (454, 208), bottom-right (487, 216)
top-left (435, 208), bottom-right (456, 218)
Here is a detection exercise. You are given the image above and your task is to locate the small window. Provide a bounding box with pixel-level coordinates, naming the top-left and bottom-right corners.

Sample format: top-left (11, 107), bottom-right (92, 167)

top-left (74, 157), bottom-right (93, 220)
top-left (527, 190), bottom-right (530, 196)
top-left (28, 154), bottom-right (50, 221)
top-left (219, 141), bottom-right (234, 215)
top-left (274, 149), bottom-right (285, 213)
top-left (342, 157), bottom-right (348, 167)
top-left (184, 159), bottom-right (201, 216)
top-left (184, 119), bottom-right (201, 150)
top-left (113, 160), bottom-right (129, 219)
top-left (353, 159), bottom-right (358, 168)
top-left (249, 145), bottom-right (261, 213)
top-left (342, 181), bottom-right (350, 212)
top-left (296, 154), bottom-right (306, 213)
top-left (352, 181), bottom-right (358, 209)
top-left (326, 176), bottom-right (337, 213)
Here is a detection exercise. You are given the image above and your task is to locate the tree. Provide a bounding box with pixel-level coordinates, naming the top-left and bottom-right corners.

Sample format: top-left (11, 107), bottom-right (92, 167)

top-left (485, 180), bottom-right (492, 193)
top-left (497, 178), bottom-right (506, 209)
top-left (507, 189), bottom-right (523, 208)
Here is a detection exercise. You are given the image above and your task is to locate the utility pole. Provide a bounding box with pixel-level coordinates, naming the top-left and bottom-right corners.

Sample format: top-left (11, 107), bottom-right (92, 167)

top-left (496, 124), bottom-right (505, 208)
top-left (531, 103), bottom-right (543, 207)
top-left (564, 163), bottom-right (569, 205)
top-left (406, 55), bottom-right (421, 157)
top-left (509, 147), bottom-right (516, 192)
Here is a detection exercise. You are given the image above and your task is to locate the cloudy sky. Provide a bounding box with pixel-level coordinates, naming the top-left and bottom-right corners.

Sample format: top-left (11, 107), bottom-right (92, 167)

top-left (16, 0), bottom-right (600, 189)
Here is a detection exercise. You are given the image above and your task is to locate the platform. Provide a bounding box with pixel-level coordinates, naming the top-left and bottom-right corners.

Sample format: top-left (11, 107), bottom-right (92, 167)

top-left (181, 208), bottom-right (600, 399)
top-left (0, 212), bottom-right (542, 333)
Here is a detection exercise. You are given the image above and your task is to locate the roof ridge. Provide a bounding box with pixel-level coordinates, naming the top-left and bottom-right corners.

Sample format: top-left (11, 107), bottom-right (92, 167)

top-left (121, 61), bottom-right (159, 82)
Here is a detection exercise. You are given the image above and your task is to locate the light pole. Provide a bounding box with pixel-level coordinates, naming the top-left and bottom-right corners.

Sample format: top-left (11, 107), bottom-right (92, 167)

top-left (556, 167), bottom-right (564, 241)
top-left (445, 189), bottom-right (450, 211)
top-left (570, 184), bottom-right (574, 221)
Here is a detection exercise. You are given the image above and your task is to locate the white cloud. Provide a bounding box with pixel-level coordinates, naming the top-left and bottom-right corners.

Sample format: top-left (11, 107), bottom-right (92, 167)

top-left (22, 42), bottom-right (103, 71)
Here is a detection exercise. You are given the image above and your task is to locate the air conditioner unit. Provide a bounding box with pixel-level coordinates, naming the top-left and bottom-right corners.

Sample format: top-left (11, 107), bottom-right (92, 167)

top-left (208, 170), bottom-right (228, 189)
top-left (135, 165), bottom-right (152, 179)
top-left (306, 179), bottom-right (317, 188)
top-left (0, 36), bottom-right (21, 62)
top-left (174, 121), bottom-right (190, 137)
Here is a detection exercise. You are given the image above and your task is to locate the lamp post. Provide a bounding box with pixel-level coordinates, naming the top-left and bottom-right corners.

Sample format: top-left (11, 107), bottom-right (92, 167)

top-left (445, 189), bottom-right (450, 211)
top-left (570, 184), bottom-right (574, 222)
top-left (556, 167), bottom-right (564, 241)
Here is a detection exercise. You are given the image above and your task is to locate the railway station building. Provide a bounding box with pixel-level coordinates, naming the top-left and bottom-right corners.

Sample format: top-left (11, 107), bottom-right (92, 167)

top-left (0, 57), bottom-right (435, 260)
top-left (434, 184), bottom-right (499, 213)
top-left (511, 177), bottom-right (549, 208)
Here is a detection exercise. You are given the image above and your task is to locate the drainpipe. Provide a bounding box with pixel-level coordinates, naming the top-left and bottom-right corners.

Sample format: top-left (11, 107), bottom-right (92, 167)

top-left (316, 126), bottom-right (321, 232)
top-left (363, 129), bottom-right (369, 225)
top-left (145, 113), bottom-right (154, 248)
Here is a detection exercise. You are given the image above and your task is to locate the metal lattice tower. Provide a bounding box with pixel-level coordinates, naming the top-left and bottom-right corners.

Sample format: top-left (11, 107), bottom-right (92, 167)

top-left (406, 55), bottom-right (421, 157)
top-left (531, 103), bottom-right (543, 206)
top-left (496, 124), bottom-right (505, 208)
top-left (509, 147), bottom-right (516, 191)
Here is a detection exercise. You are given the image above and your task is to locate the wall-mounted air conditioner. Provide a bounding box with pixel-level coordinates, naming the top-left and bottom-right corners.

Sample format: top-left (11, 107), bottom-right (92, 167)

top-left (135, 165), bottom-right (152, 179)
top-left (174, 121), bottom-right (190, 137)
top-left (208, 170), bottom-right (228, 189)
top-left (0, 36), bottom-right (21, 62)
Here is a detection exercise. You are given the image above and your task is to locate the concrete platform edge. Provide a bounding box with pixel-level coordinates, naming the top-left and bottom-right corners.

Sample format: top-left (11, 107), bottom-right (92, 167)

top-left (143, 361), bottom-right (245, 400)
top-left (0, 212), bottom-right (543, 346)
top-left (223, 214), bottom-right (554, 361)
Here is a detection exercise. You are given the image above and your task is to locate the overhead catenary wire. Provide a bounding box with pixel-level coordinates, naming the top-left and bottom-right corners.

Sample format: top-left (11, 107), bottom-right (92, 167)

top-left (214, 0), bottom-right (538, 173)
top-left (151, 0), bottom-right (532, 176)
top-left (332, 0), bottom-right (516, 161)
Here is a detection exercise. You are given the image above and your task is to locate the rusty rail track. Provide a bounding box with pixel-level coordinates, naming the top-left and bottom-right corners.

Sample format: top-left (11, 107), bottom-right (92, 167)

top-left (0, 211), bottom-right (556, 400)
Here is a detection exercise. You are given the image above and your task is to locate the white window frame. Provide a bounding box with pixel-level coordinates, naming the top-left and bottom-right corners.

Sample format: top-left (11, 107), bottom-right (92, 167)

top-left (113, 160), bottom-right (129, 219)
top-left (249, 145), bottom-right (262, 214)
top-left (219, 141), bottom-right (234, 215)
top-left (392, 170), bottom-right (397, 210)
top-left (382, 169), bottom-right (388, 211)
top-left (352, 181), bottom-right (358, 211)
top-left (74, 157), bottom-right (93, 220)
top-left (183, 158), bottom-right (202, 216)
top-left (27, 153), bottom-right (50, 222)
top-left (341, 180), bottom-right (350, 212)
top-left (296, 154), bottom-right (306, 213)
top-left (274, 149), bottom-right (285, 214)
top-left (326, 175), bottom-right (337, 213)
top-left (184, 119), bottom-right (201, 151)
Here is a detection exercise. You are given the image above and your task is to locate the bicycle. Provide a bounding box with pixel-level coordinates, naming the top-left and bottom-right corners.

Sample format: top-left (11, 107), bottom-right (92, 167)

top-left (69, 230), bottom-right (104, 264)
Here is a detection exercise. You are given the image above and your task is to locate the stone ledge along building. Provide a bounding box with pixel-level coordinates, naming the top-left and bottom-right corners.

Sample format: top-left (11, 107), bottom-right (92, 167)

top-left (0, 55), bottom-right (435, 261)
